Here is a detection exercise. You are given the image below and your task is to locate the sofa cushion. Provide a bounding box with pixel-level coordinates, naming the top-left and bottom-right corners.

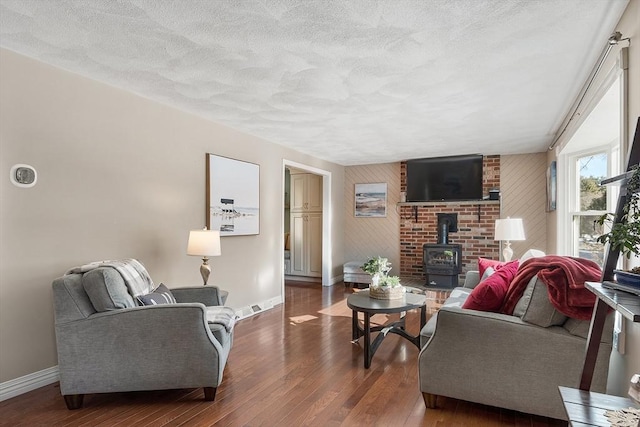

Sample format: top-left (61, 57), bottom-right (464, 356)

top-left (513, 275), bottom-right (567, 327)
top-left (462, 260), bottom-right (519, 312)
top-left (208, 323), bottom-right (231, 347)
top-left (564, 315), bottom-right (614, 344)
top-left (82, 267), bottom-right (136, 312)
top-left (137, 283), bottom-right (176, 306)
top-left (563, 317), bottom-right (590, 339)
top-left (53, 274), bottom-right (97, 321)
top-left (463, 270), bottom-right (481, 289)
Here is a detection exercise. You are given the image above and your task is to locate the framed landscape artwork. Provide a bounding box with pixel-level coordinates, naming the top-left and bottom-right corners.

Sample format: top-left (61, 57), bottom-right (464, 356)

top-left (355, 183), bottom-right (387, 217)
top-left (547, 160), bottom-right (557, 212)
top-left (206, 154), bottom-right (260, 236)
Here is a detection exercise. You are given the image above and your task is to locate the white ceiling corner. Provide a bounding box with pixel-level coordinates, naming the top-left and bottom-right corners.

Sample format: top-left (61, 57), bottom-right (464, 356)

top-left (0, 0), bottom-right (630, 165)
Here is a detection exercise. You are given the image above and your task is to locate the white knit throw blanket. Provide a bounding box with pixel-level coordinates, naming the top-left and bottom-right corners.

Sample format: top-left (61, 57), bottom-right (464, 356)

top-left (65, 258), bottom-right (155, 297)
top-left (206, 306), bottom-right (238, 332)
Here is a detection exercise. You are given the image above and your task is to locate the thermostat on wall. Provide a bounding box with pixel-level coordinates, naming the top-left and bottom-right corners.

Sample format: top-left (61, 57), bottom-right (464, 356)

top-left (10, 164), bottom-right (37, 188)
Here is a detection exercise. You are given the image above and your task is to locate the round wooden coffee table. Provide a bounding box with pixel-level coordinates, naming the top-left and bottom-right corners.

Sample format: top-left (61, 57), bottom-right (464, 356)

top-left (347, 290), bottom-right (427, 368)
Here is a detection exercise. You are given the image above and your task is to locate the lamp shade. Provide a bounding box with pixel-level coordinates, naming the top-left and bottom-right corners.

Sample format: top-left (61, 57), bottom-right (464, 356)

top-left (187, 229), bottom-right (221, 257)
top-left (494, 218), bottom-right (525, 241)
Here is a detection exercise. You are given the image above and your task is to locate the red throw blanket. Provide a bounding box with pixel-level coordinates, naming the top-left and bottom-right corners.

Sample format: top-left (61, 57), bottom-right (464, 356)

top-left (501, 255), bottom-right (601, 320)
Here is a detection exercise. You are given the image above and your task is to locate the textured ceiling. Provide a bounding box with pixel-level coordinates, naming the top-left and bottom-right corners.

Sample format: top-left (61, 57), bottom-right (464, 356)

top-left (0, 0), bottom-right (629, 165)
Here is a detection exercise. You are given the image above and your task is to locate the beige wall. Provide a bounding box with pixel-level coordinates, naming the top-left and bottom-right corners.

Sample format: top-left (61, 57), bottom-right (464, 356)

top-left (345, 157), bottom-right (550, 275)
top-left (344, 163), bottom-right (401, 270)
top-left (501, 153), bottom-right (548, 257)
top-left (0, 49), bottom-right (344, 382)
top-left (605, 0), bottom-right (640, 397)
top-left (546, 0), bottom-right (639, 396)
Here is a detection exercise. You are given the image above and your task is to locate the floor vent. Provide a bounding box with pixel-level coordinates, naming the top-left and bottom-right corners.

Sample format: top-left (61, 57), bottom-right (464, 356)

top-left (236, 297), bottom-right (281, 320)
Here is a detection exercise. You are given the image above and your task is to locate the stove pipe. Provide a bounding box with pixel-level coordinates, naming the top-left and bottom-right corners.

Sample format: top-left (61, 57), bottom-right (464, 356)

top-left (439, 222), bottom-right (449, 244)
top-left (436, 213), bottom-right (458, 245)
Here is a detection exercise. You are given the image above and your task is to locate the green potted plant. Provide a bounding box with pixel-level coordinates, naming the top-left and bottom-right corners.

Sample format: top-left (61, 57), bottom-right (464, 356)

top-left (379, 275), bottom-right (401, 288)
top-left (361, 256), bottom-right (392, 286)
top-left (361, 256), bottom-right (404, 299)
top-left (596, 164), bottom-right (640, 282)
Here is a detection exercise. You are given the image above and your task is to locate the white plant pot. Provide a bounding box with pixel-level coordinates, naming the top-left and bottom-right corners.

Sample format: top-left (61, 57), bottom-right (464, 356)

top-left (371, 273), bottom-right (381, 288)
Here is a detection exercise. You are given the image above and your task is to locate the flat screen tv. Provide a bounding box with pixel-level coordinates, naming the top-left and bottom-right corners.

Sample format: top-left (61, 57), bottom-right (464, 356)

top-left (406, 155), bottom-right (483, 202)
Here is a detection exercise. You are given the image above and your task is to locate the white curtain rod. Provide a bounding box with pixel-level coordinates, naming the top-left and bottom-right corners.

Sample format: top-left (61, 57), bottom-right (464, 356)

top-left (548, 32), bottom-right (630, 151)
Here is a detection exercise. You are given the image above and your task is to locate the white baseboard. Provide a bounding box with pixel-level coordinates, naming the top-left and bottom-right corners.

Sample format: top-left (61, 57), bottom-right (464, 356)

top-left (0, 365), bottom-right (59, 402)
top-left (284, 275), bottom-right (321, 283)
top-left (0, 295), bottom-right (296, 402)
top-left (331, 274), bottom-right (344, 285)
top-left (285, 274), bottom-right (344, 286)
top-left (0, 295), bottom-right (284, 401)
top-left (235, 295), bottom-right (283, 320)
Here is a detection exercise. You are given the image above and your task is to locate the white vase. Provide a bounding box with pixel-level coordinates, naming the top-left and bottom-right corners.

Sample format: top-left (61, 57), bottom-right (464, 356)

top-left (371, 273), bottom-right (381, 288)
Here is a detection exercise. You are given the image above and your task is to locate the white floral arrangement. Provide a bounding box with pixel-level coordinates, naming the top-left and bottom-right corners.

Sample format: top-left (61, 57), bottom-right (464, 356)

top-left (361, 256), bottom-right (392, 276)
top-left (361, 256), bottom-right (404, 299)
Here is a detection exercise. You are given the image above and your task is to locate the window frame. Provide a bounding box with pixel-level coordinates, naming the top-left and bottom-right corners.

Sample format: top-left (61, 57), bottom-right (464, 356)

top-left (556, 58), bottom-right (626, 258)
top-left (564, 148), bottom-right (619, 261)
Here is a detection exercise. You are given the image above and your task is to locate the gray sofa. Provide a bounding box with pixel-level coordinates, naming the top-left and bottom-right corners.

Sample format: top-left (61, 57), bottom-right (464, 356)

top-left (52, 266), bottom-right (234, 409)
top-left (418, 270), bottom-right (613, 420)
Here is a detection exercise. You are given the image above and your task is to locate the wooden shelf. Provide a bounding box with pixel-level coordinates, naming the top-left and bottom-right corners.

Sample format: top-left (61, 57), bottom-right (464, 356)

top-left (397, 200), bottom-right (500, 207)
top-left (585, 282), bottom-right (640, 322)
top-left (600, 170), bottom-right (634, 187)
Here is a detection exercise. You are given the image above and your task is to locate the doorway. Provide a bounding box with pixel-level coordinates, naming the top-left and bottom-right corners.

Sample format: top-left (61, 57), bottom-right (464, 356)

top-left (282, 160), bottom-right (332, 297)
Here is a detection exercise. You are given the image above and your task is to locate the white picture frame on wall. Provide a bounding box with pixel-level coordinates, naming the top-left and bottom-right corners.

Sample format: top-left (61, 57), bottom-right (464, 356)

top-left (206, 153), bottom-right (260, 236)
top-left (354, 183), bottom-right (387, 218)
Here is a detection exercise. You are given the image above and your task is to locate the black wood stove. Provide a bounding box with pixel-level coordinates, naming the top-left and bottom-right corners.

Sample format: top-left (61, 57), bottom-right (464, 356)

top-left (423, 213), bottom-right (462, 288)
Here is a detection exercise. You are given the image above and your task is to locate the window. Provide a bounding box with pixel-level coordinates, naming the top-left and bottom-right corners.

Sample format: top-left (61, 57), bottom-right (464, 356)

top-left (571, 152), bottom-right (609, 265)
top-left (557, 73), bottom-right (622, 264)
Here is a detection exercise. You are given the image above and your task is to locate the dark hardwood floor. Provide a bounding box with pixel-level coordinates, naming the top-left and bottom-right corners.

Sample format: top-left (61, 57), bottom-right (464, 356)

top-left (0, 282), bottom-right (566, 426)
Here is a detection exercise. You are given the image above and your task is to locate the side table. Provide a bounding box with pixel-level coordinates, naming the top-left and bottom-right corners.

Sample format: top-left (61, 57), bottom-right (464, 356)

top-left (559, 386), bottom-right (639, 426)
top-left (347, 290), bottom-right (426, 368)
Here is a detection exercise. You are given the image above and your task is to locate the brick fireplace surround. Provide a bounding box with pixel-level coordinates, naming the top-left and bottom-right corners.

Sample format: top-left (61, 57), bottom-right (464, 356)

top-left (399, 156), bottom-right (501, 282)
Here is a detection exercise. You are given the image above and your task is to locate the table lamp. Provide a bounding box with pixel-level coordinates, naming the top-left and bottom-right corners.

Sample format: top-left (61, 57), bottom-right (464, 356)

top-left (494, 217), bottom-right (525, 262)
top-left (187, 228), bottom-right (221, 286)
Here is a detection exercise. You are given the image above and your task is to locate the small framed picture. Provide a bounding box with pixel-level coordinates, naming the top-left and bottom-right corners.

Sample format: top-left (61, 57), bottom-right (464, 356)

top-left (547, 161), bottom-right (557, 212)
top-left (355, 183), bottom-right (387, 218)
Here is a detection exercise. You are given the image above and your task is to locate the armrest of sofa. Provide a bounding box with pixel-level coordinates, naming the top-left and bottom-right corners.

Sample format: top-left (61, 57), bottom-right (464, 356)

top-left (55, 304), bottom-right (229, 395)
top-left (463, 271), bottom-right (481, 289)
top-left (418, 306), bottom-right (612, 419)
top-left (171, 286), bottom-right (228, 306)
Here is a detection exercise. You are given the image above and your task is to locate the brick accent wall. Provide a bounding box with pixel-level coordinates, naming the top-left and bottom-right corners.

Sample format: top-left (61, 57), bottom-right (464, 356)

top-left (399, 156), bottom-right (501, 280)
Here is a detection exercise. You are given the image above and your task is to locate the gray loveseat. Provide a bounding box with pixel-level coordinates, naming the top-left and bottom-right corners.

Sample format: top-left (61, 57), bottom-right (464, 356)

top-left (418, 270), bottom-right (613, 420)
top-left (52, 264), bottom-right (234, 409)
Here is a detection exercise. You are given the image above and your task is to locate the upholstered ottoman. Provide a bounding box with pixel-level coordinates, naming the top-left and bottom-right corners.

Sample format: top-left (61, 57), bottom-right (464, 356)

top-left (343, 261), bottom-right (371, 287)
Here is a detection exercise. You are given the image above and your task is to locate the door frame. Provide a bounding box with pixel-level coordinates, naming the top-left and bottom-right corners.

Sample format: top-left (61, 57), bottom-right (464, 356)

top-left (282, 160), bottom-right (332, 291)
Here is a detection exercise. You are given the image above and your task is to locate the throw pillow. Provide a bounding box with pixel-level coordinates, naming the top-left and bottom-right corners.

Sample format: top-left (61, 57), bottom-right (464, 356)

top-left (463, 260), bottom-right (520, 312)
top-left (480, 266), bottom-right (495, 282)
top-left (478, 257), bottom-right (507, 278)
top-left (137, 283), bottom-right (177, 306)
top-left (519, 249), bottom-right (546, 264)
top-left (513, 275), bottom-right (567, 327)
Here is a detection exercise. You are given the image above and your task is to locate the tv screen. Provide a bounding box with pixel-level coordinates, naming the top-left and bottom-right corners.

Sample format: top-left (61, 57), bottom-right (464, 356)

top-left (406, 155), bottom-right (483, 202)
